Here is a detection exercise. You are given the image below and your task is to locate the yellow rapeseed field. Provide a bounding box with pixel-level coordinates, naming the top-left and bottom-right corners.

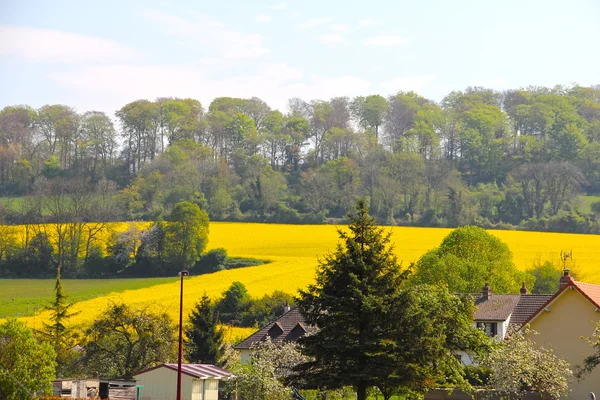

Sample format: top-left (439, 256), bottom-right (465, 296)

top-left (13, 222), bottom-right (600, 333)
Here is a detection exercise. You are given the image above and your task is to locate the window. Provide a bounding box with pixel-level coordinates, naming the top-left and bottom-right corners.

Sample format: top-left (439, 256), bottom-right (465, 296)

top-left (476, 321), bottom-right (498, 337)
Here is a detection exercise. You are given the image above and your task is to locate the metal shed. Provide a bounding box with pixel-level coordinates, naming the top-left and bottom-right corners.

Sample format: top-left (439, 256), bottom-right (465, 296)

top-left (133, 363), bottom-right (234, 400)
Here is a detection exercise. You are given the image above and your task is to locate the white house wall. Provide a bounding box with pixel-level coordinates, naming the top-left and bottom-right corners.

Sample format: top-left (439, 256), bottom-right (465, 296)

top-left (135, 367), bottom-right (194, 400)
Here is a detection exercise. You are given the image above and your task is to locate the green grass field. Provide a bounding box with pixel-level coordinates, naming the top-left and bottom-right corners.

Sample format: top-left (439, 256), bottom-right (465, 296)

top-left (574, 195), bottom-right (600, 214)
top-left (0, 277), bottom-right (177, 318)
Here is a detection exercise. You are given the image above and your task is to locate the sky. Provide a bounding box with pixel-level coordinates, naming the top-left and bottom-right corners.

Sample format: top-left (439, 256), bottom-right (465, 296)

top-left (0, 0), bottom-right (599, 116)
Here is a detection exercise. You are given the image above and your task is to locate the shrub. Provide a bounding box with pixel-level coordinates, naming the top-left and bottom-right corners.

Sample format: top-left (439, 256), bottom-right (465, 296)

top-left (195, 248), bottom-right (228, 274)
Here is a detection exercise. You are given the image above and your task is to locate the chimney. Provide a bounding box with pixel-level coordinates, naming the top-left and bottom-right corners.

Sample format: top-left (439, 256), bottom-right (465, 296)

top-left (482, 283), bottom-right (491, 300)
top-left (559, 268), bottom-right (574, 288)
top-left (283, 302), bottom-right (291, 314)
top-left (520, 282), bottom-right (528, 295)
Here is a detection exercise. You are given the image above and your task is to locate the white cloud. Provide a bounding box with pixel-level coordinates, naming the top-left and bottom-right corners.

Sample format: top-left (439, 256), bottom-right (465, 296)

top-left (318, 33), bottom-right (348, 46)
top-left (358, 18), bottom-right (379, 27)
top-left (298, 17), bottom-right (332, 29)
top-left (383, 74), bottom-right (437, 93)
top-left (364, 35), bottom-right (409, 47)
top-left (272, 2), bottom-right (288, 9)
top-left (143, 9), bottom-right (270, 60)
top-left (48, 62), bottom-right (369, 114)
top-left (255, 15), bottom-right (272, 23)
top-left (331, 24), bottom-right (351, 33)
top-left (0, 25), bottom-right (137, 63)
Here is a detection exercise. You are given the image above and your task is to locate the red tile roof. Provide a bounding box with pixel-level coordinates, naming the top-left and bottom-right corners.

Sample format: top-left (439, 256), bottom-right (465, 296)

top-left (133, 364), bottom-right (233, 379)
top-left (519, 280), bottom-right (600, 328)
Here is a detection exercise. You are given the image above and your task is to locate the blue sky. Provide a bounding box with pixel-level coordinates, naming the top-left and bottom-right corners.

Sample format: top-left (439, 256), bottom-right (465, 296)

top-left (1, 0), bottom-right (599, 115)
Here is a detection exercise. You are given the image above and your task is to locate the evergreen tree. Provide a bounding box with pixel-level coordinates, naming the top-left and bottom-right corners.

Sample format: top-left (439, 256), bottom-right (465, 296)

top-left (41, 266), bottom-right (80, 376)
top-left (184, 293), bottom-right (225, 365)
top-left (292, 200), bottom-right (410, 400)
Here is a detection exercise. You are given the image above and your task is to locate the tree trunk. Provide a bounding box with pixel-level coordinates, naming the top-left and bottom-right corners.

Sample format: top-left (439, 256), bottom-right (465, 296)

top-left (357, 382), bottom-right (368, 400)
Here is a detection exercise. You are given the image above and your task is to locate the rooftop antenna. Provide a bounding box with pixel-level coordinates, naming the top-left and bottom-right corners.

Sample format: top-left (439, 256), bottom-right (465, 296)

top-left (560, 250), bottom-right (572, 270)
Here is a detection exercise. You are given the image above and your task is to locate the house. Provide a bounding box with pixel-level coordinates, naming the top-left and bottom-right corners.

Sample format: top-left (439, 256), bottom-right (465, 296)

top-left (52, 378), bottom-right (137, 399)
top-left (519, 269), bottom-right (600, 399)
top-left (456, 283), bottom-right (553, 364)
top-left (234, 287), bottom-right (552, 365)
top-left (234, 305), bottom-right (307, 363)
top-left (133, 363), bottom-right (234, 400)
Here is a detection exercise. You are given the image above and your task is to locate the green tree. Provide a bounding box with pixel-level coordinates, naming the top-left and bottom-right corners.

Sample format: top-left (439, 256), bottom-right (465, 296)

top-left (411, 226), bottom-right (533, 293)
top-left (82, 303), bottom-right (176, 378)
top-left (0, 319), bottom-right (56, 400)
top-left (292, 200), bottom-right (410, 400)
top-left (164, 201), bottom-right (209, 269)
top-left (41, 266), bottom-right (81, 376)
top-left (184, 293), bottom-right (225, 365)
top-left (216, 281), bottom-right (252, 326)
top-left (375, 285), bottom-right (491, 399)
top-left (528, 260), bottom-right (561, 294)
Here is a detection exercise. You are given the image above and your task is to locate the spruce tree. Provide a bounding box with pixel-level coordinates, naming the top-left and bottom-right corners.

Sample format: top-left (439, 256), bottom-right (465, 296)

top-left (42, 266), bottom-right (80, 376)
top-left (293, 200), bottom-right (410, 400)
top-left (184, 293), bottom-right (225, 365)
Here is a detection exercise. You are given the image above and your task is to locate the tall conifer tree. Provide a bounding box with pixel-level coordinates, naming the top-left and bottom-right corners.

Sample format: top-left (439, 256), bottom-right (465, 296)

top-left (184, 293), bottom-right (225, 365)
top-left (293, 200), bottom-right (410, 400)
top-left (42, 266), bottom-right (80, 376)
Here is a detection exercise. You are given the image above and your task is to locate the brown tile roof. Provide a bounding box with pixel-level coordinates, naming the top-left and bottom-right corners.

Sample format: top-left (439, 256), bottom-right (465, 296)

top-left (473, 294), bottom-right (521, 321)
top-left (509, 294), bottom-right (554, 326)
top-left (234, 307), bottom-right (307, 349)
top-left (519, 280), bottom-right (600, 328)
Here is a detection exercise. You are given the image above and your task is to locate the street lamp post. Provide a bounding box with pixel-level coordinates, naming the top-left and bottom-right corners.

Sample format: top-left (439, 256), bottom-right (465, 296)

top-left (176, 270), bottom-right (189, 400)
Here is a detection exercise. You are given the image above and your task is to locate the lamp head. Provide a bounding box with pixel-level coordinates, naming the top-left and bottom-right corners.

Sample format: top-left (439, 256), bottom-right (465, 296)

top-left (178, 270), bottom-right (190, 277)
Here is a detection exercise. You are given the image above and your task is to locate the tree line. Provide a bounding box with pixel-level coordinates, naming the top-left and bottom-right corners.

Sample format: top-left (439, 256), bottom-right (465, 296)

top-left (2, 84), bottom-right (600, 233)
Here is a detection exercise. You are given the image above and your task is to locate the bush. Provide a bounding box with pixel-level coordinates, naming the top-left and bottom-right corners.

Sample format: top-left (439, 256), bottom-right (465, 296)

top-left (194, 248), bottom-right (228, 274)
top-left (464, 365), bottom-right (491, 386)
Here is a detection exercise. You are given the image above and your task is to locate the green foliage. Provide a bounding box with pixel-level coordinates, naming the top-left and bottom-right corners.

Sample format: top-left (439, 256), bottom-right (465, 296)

top-left (229, 339), bottom-right (307, 400)
top-left (291, 201), bottom-right (405, 399)
top-left (41, 156), bottom-right (61, 179)
top-left (292, 202), bottom-right (490, 400)
top-left (213, 281), bottom-right (294, 328)
top-left (484, 329), bottom-right (572, 400)
top-left (579, 322), bottom-right (600, 378)
top-left (0, 319), bottom-right (57, 400)
top-left (164, 201), bottom-right (209, 268)
top-left (82, 303), bottom-right (176, 379)
top-left (215, 281), bottom-right (252, 326)
top-left (528, 260), bottom-right (561, 294)
top-left (41, 267), bottom-right (81, 377)
top-left (184, 293), bottom-right (225, 365)
top-left (195, 248), bottom-right (228, 274)
top-left (411, 226), bottom-right (533, 293)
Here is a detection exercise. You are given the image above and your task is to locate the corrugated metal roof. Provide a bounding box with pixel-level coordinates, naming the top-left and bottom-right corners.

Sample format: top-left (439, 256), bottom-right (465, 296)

top-left (134, 364), bottom-right (234, 380)
top-left (163, 364), bottom-right (233, 379)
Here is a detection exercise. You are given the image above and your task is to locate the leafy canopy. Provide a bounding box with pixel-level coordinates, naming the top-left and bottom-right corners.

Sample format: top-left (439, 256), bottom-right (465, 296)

top-left (411, 226), bottom-right (533, 293)
top-left (82, 303), bottom-right (176, 378)
top-left (0, 319), bottom-right (56, 400)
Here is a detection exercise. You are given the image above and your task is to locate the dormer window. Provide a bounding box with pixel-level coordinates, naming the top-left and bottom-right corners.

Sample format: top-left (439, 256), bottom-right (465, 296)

top-left (268, 322), bottom-right (284, 339)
